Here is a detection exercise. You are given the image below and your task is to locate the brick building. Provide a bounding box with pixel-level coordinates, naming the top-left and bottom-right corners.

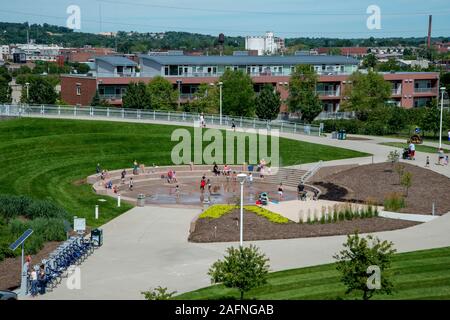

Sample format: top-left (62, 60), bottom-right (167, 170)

top-left (60, 54), bottom-right (440, 111)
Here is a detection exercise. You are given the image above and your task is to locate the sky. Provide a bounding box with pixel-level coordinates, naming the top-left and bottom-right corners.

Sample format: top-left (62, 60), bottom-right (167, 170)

top-left (0, 0), bottom-right (450, 38)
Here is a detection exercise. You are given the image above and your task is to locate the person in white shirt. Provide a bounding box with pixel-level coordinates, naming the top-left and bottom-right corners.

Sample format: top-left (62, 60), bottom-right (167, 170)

top-left (408, 142), bottom-right (416, 160)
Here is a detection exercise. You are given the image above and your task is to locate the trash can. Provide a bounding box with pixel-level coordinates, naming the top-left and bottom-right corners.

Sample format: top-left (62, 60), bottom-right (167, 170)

top-left (337, 130), bottom-right (342, 140)
top-left (342, 130), bottom-right (347, 140)
top-left (331, 131), bottom-right (338, 139)
top-left (91, 228), bottom-right (103, 247)
top-left (137, 193), bottom-right (146, 207)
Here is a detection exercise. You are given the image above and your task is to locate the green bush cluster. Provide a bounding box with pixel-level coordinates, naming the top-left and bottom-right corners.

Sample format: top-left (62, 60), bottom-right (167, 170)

top-left (314, 106), bottom-right (450, 137)
top-left (306, 205), bottom-right (378, 225)
top-left (199, 205), bottom-right (290, 224)
top-left (0, 194), bottom-right (69, 220)
top-left (0, 194), bottom-right (69, 262)
top-left (384, 193), bottom-right (406, 212)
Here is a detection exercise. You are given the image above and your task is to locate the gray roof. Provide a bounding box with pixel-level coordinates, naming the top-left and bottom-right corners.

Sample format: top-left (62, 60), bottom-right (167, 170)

top-left (140, 54), bottom-right (359, 66)
top-left (95, 56), bottom-right (137, 67)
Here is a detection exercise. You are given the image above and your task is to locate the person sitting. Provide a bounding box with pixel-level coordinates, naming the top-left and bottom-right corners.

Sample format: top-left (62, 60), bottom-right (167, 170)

top-left (213, 163), bottom-right (220, 176)
top-left (259, 192), bottom-right (269, 206)
top-left (167, 170), bottom-right (173, 183)
top-left (223, 164), bottom-right (231, 176)
top-left (297, 182), bottom-right (307, 201)
top-left (113, 185), bottom-right (118, 194)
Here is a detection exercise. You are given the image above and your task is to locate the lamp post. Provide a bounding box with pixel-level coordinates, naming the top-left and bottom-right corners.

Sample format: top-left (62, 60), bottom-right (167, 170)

top-left (218, 81), bottom-right (223, 125)
top-left (176, 79), bottom-right (182, 109)
top-left (237, 173), bottom-right (247, 247)
top-left (439, 87), bottom-right (446, 149)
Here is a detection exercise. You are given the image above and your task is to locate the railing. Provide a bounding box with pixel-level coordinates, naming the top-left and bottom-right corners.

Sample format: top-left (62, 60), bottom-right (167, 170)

top-left (316, 90), bottom-right (339, 97)
top-left (300, 160), bottom-right (323, 183)
top-left (315, 111), bottom-right (356, 120)
top-left (414, 87), bottom-right (438, 93)
top-left (0, 104), bottom-right (322, 136)
top-left (99, 94), bottom-right (124, 100)
top-left (391, 88), bottom-right (402, 95)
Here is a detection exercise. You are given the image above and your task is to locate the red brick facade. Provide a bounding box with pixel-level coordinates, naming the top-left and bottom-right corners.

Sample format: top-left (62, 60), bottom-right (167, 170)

top-left (61, 72), bottom-right (440, 111)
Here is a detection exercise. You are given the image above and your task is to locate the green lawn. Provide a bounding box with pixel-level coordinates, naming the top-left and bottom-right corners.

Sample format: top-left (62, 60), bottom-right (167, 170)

top-left (176, 246), bottom-right (450, 300)
top-left (0, 118), bottom-right (368, 228)
top-left (379, 142), bottom-right (450, 154)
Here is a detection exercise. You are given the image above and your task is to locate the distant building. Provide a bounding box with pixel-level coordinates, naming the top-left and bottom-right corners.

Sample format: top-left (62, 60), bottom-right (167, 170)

top-left (61, 53), bottom-right (440, 112)
top-left (316, 47), bottom-right (368, 57)
top-left (398, 59), bottom-right (430, 69)
top-left (245, 32), bottom-right (285, 55)
top-left (60, 47), bottom-right (116, 63)
top-left (10, 44), bottom-right (62, 62)
top-left (434, 42), bottom-right (450, 54)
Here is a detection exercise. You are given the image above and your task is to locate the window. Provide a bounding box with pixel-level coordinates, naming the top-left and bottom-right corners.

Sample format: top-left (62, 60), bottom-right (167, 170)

top-left (76, 84), bottom-right (81, 96)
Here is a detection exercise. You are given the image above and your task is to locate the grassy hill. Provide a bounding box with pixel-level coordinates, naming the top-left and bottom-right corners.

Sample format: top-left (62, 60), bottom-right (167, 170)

top-left (0, 117), bottom-right (368, 227)
top-left (176, 246), bottom-right (450, 300)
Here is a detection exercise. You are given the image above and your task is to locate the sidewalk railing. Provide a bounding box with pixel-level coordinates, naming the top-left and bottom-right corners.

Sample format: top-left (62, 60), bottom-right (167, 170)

top-left (0, 104), bottom-right (322, 136)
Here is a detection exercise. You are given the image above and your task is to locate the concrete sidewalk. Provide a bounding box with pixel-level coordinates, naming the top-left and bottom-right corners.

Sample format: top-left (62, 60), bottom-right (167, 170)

top-left (38, 205), bottom-right (450, 300)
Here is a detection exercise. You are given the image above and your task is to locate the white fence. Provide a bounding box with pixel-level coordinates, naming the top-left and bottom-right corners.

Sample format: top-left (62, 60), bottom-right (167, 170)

top-left (0, 104), bottom-right (322, 136)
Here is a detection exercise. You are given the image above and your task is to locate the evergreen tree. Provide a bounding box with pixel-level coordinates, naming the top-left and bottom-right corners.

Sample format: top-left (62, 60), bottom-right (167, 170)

top-left (122, 82), bottom-right (151, 109)
top-left (255, 85), bottom-right (281, 120)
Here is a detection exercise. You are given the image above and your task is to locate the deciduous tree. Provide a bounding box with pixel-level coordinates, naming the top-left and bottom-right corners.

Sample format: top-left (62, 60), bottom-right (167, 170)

top-left (208, 245), bottom-right (270, 300)
top-left (341, 71), bottom-right (391, 120)
top-left (334, 233), bottom-right (396, 300)
top-left (148, 76), bottom-right (178, 111)
top-left (288, 64), bottom-right (322, 123)
top-left (219, 70), bottom-right (255, 117)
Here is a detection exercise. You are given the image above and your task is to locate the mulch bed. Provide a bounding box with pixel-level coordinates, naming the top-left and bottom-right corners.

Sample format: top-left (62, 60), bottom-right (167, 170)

top-left (313, 162), bottom-right (450, 215)
top-left (0, 241), bottom-right (62, 291)
top-left (188, 210), bottom-right (419, 243)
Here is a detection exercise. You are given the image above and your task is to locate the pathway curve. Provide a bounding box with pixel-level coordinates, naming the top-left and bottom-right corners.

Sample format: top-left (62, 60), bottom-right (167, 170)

top-left (39, 204), bottom-right (450, 300)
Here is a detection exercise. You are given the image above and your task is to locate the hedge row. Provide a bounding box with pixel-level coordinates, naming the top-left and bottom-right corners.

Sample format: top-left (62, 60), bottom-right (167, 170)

top-left (0, 194), bottom-right (69, 221)
top-left (0, 194), bottom-right (69, 261)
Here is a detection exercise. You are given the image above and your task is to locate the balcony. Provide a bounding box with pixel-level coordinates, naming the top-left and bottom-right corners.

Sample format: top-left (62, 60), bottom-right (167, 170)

top-left (414, 87), bottom-right (438, 94)
top-left (99, 94), bottom-right (123, 100)
top-left (391, 88), bottom-right (402, 95)
top-left (316, 90), bottom-right (340, 97)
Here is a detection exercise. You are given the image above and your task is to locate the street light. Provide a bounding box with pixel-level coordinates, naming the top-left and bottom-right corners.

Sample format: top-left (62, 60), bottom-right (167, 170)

top-left (237, 173), bottom-right (247, 247)
top-left (218, 81), bottom-right (223, 125)
top-left (439, 87), bottom-right (446, 149)
top-left (176, 79), bottom-right (182, 109)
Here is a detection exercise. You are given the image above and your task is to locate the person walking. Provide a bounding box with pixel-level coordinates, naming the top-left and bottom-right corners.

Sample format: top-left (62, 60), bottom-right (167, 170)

top-left (425, 156), bottom-right (430, 167)
top-left (231, 119), bottom-right (236, 131)
top-left (38, 264), bottom-right (46, 295)
top-left (438, 148), bottom-right (445, 165)
top-left (278, 183), bottom-right (284, 201)
top-left (121, 169), bottom-right (126, 184)
top-left (247, 172), bottom-right (253, 186)
top-left (96, 163), bottom-right (101, 174)
top-left (408, 141), bottom-right (416, 160)
top-left (30, 268), bottom-right (38, 297)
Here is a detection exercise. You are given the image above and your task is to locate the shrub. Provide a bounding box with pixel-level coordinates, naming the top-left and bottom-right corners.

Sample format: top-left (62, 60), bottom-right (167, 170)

top-left (0, 194), bottom-right (33, 220)
top-left (26, 199), bottom-right (69, 220)
top-left (199, 205), bottom-right (290, 224)
top-left (384, 193), bottom-right (406, 212)
top-left (141, 286), bottom-right (177, 300)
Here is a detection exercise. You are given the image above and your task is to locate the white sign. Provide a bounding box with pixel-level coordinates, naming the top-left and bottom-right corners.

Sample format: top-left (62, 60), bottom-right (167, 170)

top-left (74, 217), bottom-right (86, 232)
